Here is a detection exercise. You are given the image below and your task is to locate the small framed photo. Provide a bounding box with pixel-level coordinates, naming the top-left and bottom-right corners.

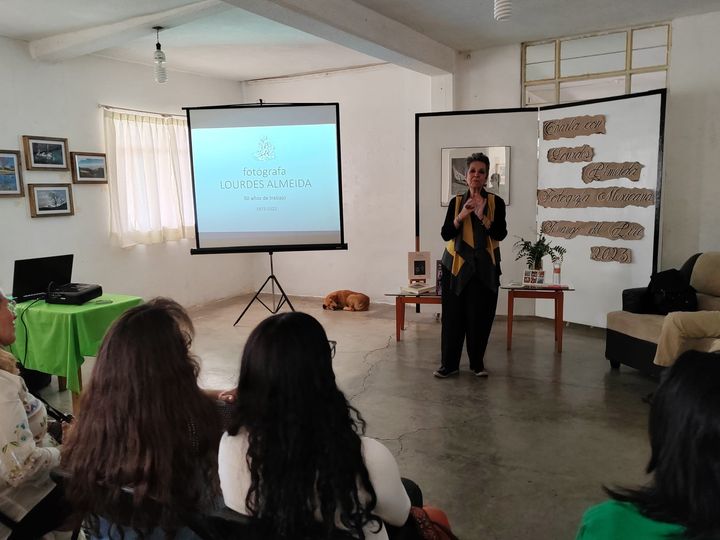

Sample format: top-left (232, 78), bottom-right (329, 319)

top-left (28, 184), bottom-right (74, 217)
top-left (0, 150), bottom-right (24, 197)
top-left (408, 251), bottom-right (431, 281)
top-left (71, 152), bottom-right (107, 183)
top-left (523, 269), bottom-right (545, 285)
top-left (22, 135), bottom-right (70, 171)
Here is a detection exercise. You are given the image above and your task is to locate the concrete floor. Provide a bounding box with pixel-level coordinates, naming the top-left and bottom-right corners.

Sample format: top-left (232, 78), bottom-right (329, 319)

top-left (42, 294), bottom-right (658, 540)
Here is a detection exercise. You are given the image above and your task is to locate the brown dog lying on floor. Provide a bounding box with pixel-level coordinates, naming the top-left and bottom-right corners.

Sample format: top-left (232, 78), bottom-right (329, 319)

top-left (322, 290), bottom-right (370, 311)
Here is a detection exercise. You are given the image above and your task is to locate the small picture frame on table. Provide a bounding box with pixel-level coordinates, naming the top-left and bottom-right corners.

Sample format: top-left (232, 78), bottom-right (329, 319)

top-left (28, 184), bottom-right (75, 217)
top-left (71, 152), bottom-right (107, 184)
top-left (408, 251), bottom-right (431, 281)
top-left (0, 150), bottom-right (24, 197)
top-left (523, 269), bottom-right (545, 285)
top-left (22, 136), bottom-right (70, 171)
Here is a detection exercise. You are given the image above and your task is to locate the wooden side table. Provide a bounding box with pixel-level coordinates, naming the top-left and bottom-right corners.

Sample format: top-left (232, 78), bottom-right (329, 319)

top-left (385, 293), bottom-right (441, 341)
top-left (502, 285), bottom-right (574, 353)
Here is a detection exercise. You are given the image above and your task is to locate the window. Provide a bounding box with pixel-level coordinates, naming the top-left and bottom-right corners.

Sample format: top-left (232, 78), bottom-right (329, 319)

top-left (103, 109), bottom-right (195, 248)
top-left (522, 24), bottom-right (670, 107)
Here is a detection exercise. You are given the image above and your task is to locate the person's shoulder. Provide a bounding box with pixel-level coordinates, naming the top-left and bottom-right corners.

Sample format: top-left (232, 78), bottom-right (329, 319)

top-left (490, 192), bottom-right (506, 206)
top-left (0, 368), bottom-right (23, 398)
top-left (360, 436), bottom-right (396, 464)
top-left (580, 499), bottom-right (683, 534)
top-left (582, 500), bottom-right (637, 522)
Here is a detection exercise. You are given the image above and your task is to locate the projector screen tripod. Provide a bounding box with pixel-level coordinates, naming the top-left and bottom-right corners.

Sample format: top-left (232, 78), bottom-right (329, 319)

top-left (233, 251), bottom-right (294, 326)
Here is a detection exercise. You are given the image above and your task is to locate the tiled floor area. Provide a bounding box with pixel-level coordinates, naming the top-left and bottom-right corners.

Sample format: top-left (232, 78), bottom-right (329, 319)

top-left (41, 294), bottom-right (658, 539)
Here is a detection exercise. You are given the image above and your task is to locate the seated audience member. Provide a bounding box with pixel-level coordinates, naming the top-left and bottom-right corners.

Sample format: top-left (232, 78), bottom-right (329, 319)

top-left (61, 298), bottom-right (221, 539)
top-left (0, 291), bottom-right (74, 539)
top-left (576, 350), bottom-right (720, 540)
top-left (219, 312), bottom-right (413, 539)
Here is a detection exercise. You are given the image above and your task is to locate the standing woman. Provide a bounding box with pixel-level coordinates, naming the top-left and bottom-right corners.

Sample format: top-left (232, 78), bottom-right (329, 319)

top-left (434, 152), bottom-right (507, 378)
top-left (219, 312), bottom-right (411, 539)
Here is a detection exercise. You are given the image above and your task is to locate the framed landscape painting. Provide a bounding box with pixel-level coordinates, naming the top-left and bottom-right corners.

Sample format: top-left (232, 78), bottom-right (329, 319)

top-left (22, 135), bottom-right (70, 171)
top-left (0, 150), bottom-right (24, 197)
top-left (71, 152), bottom-right (107, 183)
top-left (28, 184), bottom-right (75, 217)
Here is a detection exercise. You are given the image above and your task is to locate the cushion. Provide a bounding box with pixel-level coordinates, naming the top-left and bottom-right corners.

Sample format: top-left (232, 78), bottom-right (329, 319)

top-left (690, 252), bottom-right (720, 297)
top-left (697, 293), bottom-right (720, 311)
top-left (607, 310), bottom-right (665, 344)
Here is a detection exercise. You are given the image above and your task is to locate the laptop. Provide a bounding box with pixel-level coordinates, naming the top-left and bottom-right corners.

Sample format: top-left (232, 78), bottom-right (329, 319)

top-left (12, 254), bottom-right (74, 302)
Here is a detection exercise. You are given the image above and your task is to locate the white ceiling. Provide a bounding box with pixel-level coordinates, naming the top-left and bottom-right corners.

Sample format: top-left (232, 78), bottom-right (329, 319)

top-left (1, 0), bottom-right (720, 82)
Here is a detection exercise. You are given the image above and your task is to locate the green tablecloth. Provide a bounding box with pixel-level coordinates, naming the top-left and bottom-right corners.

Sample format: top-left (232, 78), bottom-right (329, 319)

top-left (10, 294), bottom-right (143, 393)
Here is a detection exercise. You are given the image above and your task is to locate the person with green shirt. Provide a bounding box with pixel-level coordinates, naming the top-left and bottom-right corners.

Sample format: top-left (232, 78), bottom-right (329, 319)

top-left (576, 350), bottom-right (720, 540)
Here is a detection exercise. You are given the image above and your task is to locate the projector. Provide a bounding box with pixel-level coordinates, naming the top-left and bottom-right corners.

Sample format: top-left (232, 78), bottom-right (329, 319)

top-left (46, 283), bottom-right (103, 305)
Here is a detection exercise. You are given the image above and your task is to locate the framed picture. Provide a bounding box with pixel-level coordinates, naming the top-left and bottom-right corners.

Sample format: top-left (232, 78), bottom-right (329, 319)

top-left (440, 146), bottom-right (511, 206)
top-left (28, 184), bottom-right (74, 217)
top-left (71, 152), bottom-right (107, 183)
top-left (408, 251), bottom-right (431, 281)
top-left (0, 150), bottom-right (24, 197)
top-left (22, 136), bottom-right (70, 171)
top-left (523, 269), bottom-right (545, 285)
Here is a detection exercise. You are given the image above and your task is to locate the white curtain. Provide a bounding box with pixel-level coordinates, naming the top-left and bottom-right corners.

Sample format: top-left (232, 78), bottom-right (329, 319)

top-left (103, 109), bottom-right (195, 247)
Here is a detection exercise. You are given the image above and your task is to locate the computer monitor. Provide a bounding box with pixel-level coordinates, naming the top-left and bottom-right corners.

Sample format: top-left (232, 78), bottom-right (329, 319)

top-left (12, 254), bottom-right (73, 302)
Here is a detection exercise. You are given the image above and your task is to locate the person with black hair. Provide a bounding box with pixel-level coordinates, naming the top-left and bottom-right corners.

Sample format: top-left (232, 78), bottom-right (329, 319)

top-left (576, 350), bottom-right (720, 539)
top-left (219, 312), bottom-right (411, 539)
top-left (435, 152), bottom-right (507, 379)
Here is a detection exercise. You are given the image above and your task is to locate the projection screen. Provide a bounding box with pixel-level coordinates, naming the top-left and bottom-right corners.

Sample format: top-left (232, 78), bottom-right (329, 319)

top-left (186, 103), bottom-right (347, 254)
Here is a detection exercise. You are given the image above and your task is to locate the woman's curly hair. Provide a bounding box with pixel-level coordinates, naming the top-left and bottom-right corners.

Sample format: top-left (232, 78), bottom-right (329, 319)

top-left (227, 311), bottom-right (381, 539)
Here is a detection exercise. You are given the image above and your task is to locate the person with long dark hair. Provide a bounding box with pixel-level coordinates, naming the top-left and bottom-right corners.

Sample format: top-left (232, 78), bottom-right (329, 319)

top-left (61, 298), bottom-right (221, 539)
top-left (576, 350), bottom-right (720, 539)
top-left (435, 152), bottom-right (507, 379)
top-left (219, 312), bottom-right (411, 539)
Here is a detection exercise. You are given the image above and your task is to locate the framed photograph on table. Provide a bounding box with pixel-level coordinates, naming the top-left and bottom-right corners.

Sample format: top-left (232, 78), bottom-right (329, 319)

top-left (440, 146), bottom-right (511, 206)
top-left (0, 150), bottom-right (24, 197)
top-left (71, 152), bottom-right (107, 183)
top-left (408, 251), bottom-right (431, 281)
top-left (22, 135), bottom-right (70, 171)
top-left (28, 184), bottom-right (75, 217)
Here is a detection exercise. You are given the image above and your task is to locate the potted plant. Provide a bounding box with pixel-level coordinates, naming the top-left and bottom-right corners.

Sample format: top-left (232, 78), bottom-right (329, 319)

top-left (513, 234), bottom-right (566, 270)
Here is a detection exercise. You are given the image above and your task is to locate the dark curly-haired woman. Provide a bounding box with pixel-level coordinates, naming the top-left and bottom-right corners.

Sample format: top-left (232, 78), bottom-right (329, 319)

top-left (219, 312), bottom-right (411, 539)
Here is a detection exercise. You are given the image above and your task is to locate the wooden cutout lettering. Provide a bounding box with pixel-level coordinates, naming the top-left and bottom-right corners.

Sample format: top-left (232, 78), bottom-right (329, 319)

top-left (581, 162), bottom-right (644, 183)
top-left (542, 115), bottom-right (606, 140)
top-left (590, 246), bottom-right (633, 263)
top-left (537, 187), bottom-right (655, 209)
top-left (541, 220), bottom-right (645, 240)
top-left (547, 144), bottom-right (595, 163)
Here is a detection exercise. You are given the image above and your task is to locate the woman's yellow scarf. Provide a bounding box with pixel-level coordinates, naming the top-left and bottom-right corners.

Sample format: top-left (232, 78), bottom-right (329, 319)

top-left (446, 192), bottom-right (497, 277)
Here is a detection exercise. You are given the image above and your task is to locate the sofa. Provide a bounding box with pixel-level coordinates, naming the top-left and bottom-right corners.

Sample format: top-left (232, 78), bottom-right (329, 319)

top-left (606, 252), bottom-right (720, 375)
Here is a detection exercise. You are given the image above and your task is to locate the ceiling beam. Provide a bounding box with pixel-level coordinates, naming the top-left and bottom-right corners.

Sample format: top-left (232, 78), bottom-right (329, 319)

top-left (221, 0), bottom-right (455, 75)
top-left (29, 0), bottom-right (232, 63)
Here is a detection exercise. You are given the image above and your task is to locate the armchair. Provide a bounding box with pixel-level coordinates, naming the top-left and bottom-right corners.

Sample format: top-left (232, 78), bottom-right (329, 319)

top-left (605, 252), bottom-right (720, 375)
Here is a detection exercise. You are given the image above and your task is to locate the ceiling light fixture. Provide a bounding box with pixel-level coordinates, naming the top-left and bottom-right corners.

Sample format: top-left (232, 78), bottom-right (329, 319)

top-left (153, 26), bottom-right (167, 84)
top-left (493, 0), bottom-right (512, 21)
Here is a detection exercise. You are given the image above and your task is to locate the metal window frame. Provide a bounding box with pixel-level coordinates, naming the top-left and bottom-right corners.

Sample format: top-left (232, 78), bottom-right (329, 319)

top-left (522, 23), bottom-right (670, 107)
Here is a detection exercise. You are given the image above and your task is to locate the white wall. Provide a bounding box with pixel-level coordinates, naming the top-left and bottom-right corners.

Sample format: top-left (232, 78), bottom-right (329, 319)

top-left (0, 36), bottom-right (260, 306)
top-left (241, 65), bottom-right (431, 303)
top-left (662, 12), bottom-right (720, 268)
top-left (454, 44), bottom-right (521, 110)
